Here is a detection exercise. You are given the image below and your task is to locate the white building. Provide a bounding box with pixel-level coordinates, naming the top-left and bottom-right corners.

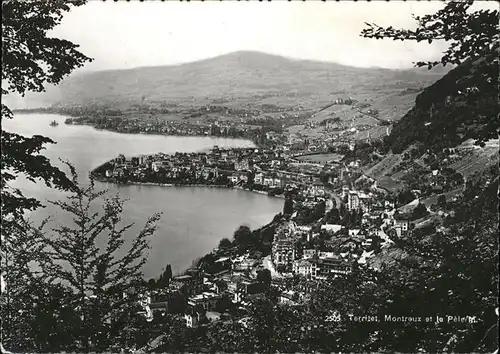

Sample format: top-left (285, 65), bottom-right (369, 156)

top-left (303, 249), bottom-right (316, 259)
top-left (348, 190), bottom-right (371, 212)
top-left (229, 175), bottom-right (239, 184)
top-left (318, 251), bottom-right (336, 259)
top-left (254, 172), bottom-right (263, 184)
top-left (292, 259), bottom-right (317, 278)
top-left (152, 161), bottom-right (167, 173)
top-left (394, 215), bottom-right (410, 237)
top-left (263, 177), bottom-right (274, 186)
top-left (321, 224), bottom-right (343, 233)
top-left (348, 191), bottom-right (360, 210)
top-left (348, 229), bottom-right (361, 237)
top-left (272, 239), bottom-right (297, 269)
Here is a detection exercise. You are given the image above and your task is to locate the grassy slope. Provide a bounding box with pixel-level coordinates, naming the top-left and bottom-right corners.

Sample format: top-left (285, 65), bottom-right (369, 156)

top-left (364, 153), bottom-right (403, 179)
top-left (362, 153), bottom-right (405, 192)
top-left (295, 153), bottom-right (344, 163)
top-left (363, 139), bottom-right (499, 194)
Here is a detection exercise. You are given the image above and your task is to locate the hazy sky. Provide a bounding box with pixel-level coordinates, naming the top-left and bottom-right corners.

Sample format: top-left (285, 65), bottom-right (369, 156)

top-left (46, 1), bottom-right (497, 71)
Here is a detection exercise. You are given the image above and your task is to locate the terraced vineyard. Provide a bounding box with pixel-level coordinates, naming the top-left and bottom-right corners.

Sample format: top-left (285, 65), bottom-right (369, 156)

top-left (364, 153), bottom-right (403, 178)
top-left (450, 144), bottom-right (499, 178)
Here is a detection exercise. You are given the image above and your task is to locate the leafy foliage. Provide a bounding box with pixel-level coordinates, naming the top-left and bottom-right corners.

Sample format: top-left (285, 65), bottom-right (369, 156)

top-left (324, 207), bottom-right (340, 224)
top-left (1, 2), bottom-right (100, 351)
top-left (295, 200), bottom-right (326, 225)
top-left (42, 165), bottom-right (161, 350)
top-left (2, 166), bottom-right (162, 352)
top-left (2, 0), bottom-right (92, 96)
top-left (0, 219), bottom-right (63, 352)
top-left (233, 225), bottom-right (253, 248)
top-left (410, 202), bottom-right (429, 220)
top-left (386, 50), bottom-right (499, 152)
top-left (361, 1), bottom-right (499, 69)
top-left (1, 137), bottom-right (75, 228)
top-left (256, 269), bottom-right (272, 287)
top-left (1, 0), bottom-right (93, 230)
top-left (383, 170), bottom-right (499, 352)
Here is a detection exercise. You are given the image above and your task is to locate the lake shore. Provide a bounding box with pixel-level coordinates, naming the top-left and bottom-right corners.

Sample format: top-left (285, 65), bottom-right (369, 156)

top-left (93, 176), bottom-right (286, 199)
top-left (7, 113), bottom-right (284, 278)
top-left (13, 111), bottom-right (259, 147)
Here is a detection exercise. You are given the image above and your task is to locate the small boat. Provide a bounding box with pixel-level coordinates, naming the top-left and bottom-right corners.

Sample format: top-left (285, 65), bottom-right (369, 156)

top-left (49, 120), bottom-right (59, 127)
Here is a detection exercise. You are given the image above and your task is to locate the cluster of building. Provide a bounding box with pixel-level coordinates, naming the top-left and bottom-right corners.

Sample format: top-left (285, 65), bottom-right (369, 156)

top-left (97, 146), bottom-right (345, 199)
top-left (130, 155), bottom-right (425, 330)
top-left (269, 183), bottom-right (417, 278)
top-left (270, 220), bottom-right (362, 279)
top-left (58, 93), bottom-right (398, 161)
top-left (137, 254), bottom-right (272, 328)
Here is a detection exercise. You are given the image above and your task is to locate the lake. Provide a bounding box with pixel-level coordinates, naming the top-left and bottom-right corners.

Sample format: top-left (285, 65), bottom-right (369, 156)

top-left (4, 113), bottom-right (283, 278)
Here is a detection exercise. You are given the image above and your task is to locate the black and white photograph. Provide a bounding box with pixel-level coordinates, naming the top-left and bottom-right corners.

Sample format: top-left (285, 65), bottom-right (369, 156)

top-left (1, 0), bottom-right (498, 352)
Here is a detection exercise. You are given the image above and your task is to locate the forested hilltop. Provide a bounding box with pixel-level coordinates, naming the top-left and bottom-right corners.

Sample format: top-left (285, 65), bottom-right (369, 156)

top-left (387, 46), bottom-right (499, 153)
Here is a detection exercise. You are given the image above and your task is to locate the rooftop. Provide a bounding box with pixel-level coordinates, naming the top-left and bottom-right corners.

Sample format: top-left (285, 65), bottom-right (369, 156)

top-left (189, 292), bottom-right (219, 301)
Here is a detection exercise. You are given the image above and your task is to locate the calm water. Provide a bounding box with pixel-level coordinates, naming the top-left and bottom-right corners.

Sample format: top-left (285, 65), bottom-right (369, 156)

top-left (4, 114), bottom-right (283, 278)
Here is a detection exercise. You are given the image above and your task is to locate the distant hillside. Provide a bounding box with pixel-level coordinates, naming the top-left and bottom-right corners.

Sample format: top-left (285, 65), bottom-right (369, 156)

top-left (34, 51), bottom-right (445, 109)
top-left (386, 47), bottom-right (499, 153)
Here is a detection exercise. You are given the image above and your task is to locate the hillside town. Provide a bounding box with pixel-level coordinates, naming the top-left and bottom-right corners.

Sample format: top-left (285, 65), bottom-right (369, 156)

top-left (54, 68), bottom-right (500, 344)
top-left (92, 135), bottom-right (470, 330)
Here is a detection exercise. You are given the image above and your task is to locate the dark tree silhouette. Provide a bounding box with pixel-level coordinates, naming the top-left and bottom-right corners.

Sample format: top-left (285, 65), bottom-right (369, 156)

top-left (325, 208), bottom-right (340, 224)
top-left (411, 202), bottom-right (428, 220)
top-left (437, 194), bottom-right (447, 208)
top-left (397, 190), bottom-right (415, 206)
top-left (256, 269), bottom-right (271, 288)
top-left (283, 197), bottom-right (294, 215)
top-left (42, 165), bottom-right (161, 351)
top-left (157, 264), bottom-right (173, 288)
top-left (233, 225), bottom-right (252, 248)
top-left (218, 237), bottom-right (233, 249)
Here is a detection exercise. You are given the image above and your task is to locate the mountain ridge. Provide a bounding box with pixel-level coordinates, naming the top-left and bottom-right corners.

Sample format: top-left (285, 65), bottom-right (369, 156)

top-left (35, 51), bottom-right (447, 107)
top-left (65, 50), bottom-right (449, 76)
